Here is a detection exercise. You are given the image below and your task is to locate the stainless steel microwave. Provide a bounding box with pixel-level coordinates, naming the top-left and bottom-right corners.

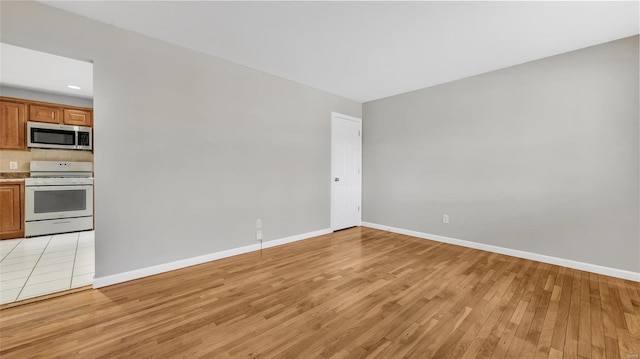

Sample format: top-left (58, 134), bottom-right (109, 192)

top-left (27, 122), bottom-right (92, 151)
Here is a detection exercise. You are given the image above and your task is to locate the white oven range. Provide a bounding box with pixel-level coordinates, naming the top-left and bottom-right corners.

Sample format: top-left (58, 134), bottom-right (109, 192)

top-left (25, 161), bottom-right (94, 237)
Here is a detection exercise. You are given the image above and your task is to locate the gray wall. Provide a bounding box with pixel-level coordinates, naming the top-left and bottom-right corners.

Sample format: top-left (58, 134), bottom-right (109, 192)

top-left (363, 36), bottom-right (639, 272)
top-left (0, 85), bottom-right (93, 108)
top-left (1, 2), bottom-right (360, 277)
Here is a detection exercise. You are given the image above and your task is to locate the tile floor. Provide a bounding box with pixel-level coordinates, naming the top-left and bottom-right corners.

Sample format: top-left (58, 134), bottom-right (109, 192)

top-left (0, 231), bottom-right (94, 305)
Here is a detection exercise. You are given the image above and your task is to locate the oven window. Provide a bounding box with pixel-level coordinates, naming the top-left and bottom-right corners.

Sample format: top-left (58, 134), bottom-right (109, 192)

top-left (31, 128), bottom-right (75, 145)
top-left (34, 190), bottom-right (86, 213)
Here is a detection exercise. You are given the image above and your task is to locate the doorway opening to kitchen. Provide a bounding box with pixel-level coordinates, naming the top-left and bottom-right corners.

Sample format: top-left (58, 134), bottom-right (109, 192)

top-left (0, 43), bottom-right (95, 305)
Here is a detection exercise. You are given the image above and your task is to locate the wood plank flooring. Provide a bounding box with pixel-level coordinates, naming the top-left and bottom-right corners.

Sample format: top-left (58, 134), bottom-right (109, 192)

top-left (1, 227), bottom-right (638, 358)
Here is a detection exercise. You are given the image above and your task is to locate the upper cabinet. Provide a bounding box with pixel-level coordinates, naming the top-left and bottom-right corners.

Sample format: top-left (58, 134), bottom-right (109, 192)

top-left (30, 104), bottom-right (62, 124)
top-left (28, 102), bottom-right (92, 127)
top-left (0, 100), bottom-right (27, 150)
top-left (0, 96), bottom-right (92, 150)
top-left (63, 109), bottom-right (92, 127)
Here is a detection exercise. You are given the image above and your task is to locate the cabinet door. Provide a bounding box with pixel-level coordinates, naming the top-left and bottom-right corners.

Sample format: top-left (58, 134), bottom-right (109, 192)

top-left (0, 101), bottom-right (27, 150)
top-left (30, 104), bottom-right (61, 123)
top-left (63, 109), bottom-right (92, 127)
top-left (0, 183), bottom-right (24, 240)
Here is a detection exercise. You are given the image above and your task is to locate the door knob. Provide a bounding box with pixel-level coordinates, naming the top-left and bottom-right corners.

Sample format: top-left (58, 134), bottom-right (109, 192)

top-left (334, 177), bottom-right (340, 182)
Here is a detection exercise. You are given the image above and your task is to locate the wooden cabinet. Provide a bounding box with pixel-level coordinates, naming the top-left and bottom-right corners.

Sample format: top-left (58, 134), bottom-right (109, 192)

top-left (30, 104), bottom-right (62, 124)
top-left (6, 97), bottom-right (93, 127)
top-left (0, 181), bottom-right (25, 240)
top-left (29, 105), bottom-right (93, 127)
top-left (0, 100), bottom-right (27, 150)
top-left (63, 109), bottom-right (92, 127)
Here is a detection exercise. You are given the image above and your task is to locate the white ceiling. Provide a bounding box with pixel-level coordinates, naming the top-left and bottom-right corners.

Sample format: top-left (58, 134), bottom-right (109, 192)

top-left (40, 1), bottom-right (638, 103)
top-left (0, 43), bottom-right (93, 99)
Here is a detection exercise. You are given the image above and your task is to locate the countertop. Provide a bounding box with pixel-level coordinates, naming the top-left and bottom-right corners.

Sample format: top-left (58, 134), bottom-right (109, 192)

top-left (0, 172), bottom-right (29, 180)
top-left (0, 178), bottom-right (25, 183)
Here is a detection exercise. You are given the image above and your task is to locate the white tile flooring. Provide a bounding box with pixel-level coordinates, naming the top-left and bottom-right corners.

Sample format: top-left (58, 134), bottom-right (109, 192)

top-left (0, 231), bottom-right (94, 305)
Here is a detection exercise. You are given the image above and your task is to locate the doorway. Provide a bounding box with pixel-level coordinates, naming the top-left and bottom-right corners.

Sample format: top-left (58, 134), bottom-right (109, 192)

top-left (0, 43), bottom-right (95, 305)
top-left (331, 112), bottom-right (362, 231)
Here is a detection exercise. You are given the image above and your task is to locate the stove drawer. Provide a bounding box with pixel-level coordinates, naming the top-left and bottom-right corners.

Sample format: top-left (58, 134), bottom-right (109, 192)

top-left (25, 216), bottom-right (93, 237)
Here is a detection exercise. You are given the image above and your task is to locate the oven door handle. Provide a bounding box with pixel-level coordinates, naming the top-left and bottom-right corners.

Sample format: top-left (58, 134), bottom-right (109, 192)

top-left (26, 185), bottom-right (93, 191)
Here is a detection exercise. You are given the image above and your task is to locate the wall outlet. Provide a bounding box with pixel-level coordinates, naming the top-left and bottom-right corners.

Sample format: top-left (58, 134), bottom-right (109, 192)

top-left (256, 219), bottom-right (262, 229)
top-left (256, 230), bottom-right (262, 241)
top-left (9, 161), bottom-right (18, 170)
top-left (443, 214), bottom-right (450, 224)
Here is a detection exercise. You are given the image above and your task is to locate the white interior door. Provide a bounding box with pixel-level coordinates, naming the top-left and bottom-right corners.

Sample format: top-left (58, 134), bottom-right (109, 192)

top-left (331, 112), bottom-right (362, 231)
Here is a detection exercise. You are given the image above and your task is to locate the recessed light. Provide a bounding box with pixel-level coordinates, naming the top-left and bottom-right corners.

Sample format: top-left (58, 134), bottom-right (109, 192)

top-left (67, 85), bottom-right (81, 90)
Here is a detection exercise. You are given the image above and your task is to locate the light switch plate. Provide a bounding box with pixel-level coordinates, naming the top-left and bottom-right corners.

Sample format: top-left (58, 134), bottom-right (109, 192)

top-left (9, 161), bottom-right (18, 170)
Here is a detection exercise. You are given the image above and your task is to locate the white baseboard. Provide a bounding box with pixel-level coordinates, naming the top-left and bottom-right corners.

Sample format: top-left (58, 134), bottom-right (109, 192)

top-left (362, 222), bottom-right (640, 282)
top-left (93, 228), bottom-right (332, 288)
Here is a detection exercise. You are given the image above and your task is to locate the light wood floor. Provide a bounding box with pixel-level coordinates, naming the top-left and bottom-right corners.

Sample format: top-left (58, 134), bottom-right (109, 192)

top-left (1, 227), bottom-right (638, 358)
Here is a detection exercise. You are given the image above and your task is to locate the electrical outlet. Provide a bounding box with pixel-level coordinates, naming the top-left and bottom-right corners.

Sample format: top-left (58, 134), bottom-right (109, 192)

top-left (256, 219), bottom-right (262, 229)
top-left (443, 214), bottom-right (450, 224)
top-left (9, 161), bottom-right (18, 170)
top-left (256, 230), bottom-right (262, 241)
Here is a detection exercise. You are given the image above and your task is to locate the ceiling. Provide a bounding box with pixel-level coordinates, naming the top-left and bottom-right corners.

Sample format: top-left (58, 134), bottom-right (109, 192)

top-left (0, 43), bottom-right (93, 98)
top-left (40, 1), bottom-right (638, 103)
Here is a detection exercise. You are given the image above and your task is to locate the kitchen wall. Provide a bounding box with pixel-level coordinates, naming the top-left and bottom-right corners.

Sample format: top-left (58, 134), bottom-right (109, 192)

top-left (0, 149), bottom-right (93, 172)
top-left (1, 85), bottom-right (93, 108)
top-left (363, 36), bottom-right (639, 272)
top-left (0, 2), bottom-right (361, 279)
